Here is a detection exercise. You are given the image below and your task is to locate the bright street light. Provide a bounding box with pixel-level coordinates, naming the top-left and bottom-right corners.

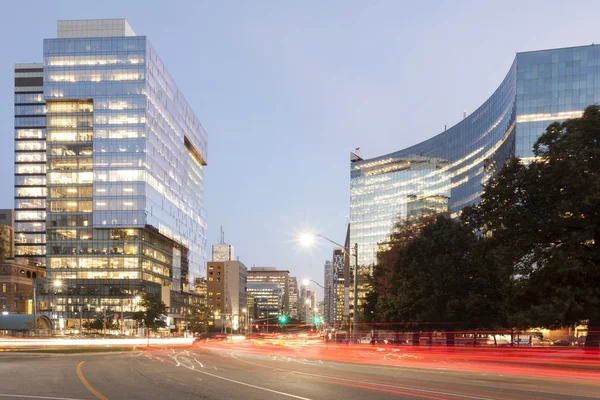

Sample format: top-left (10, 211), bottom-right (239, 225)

top-left (305, 299), bottom-right (311, 305)
top-left (53, 280), bottom-right (62, 288)
top-left (299, 233), bottom-right (315, 247)
top-left (302, 278), bottom-right (310, 286)
top-left (297, 231), bottom-right (359, 336)
top-left (242, 308), bottom-right (247, 313)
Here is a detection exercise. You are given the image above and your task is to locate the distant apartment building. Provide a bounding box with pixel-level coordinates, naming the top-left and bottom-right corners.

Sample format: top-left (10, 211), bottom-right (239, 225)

top-left (247, 267), bottom-right (290, 312)
top-left (15, 19), bottom-right (209, 330)
top-left (206, 260), bottom-right (247, 330)
top-left (288, 276), bottom-right (299, 319)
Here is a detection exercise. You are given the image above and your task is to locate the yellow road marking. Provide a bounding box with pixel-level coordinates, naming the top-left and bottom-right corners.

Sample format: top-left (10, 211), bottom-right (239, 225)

top-left (76, 361), bottom-right (108, 400)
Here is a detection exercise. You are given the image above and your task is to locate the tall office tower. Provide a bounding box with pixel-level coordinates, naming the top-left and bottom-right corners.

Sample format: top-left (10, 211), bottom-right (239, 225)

top-left (206, 260), bottom-right (247, 329)
top-left (247, 267), bottom-right (290, 313)
top-left (323, 260), bottom-right (333, 323)
top-left (288, 276), bottom-right (299, 319)
top-left (17, 19), bottom-right (208, 329)
top-left (14, 64), bottom-right (47, 267)
top-left (212, 243), bottom-right (234, 262)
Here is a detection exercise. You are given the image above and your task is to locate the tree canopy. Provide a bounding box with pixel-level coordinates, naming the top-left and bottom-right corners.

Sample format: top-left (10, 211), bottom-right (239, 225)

top-left (365, 105), bottom-right (600, 347)
top-left (132, 292), bottom-right (168, 344)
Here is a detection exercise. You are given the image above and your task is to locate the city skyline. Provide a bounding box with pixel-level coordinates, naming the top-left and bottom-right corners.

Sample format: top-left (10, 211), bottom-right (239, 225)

top-left (2, 1), bottom-right (600, 298)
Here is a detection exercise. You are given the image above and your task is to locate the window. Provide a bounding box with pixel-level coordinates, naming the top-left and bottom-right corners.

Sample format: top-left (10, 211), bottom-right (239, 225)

top-left (15, 164), bottom-right (46, 174)
top-left (2, 284), bottom-right (6, 293)
top-left (15, 129), bottom-right (44, 139)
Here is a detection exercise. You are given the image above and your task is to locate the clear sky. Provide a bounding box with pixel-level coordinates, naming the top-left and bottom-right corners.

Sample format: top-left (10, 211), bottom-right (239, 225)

top-left (1, 0), bottom-right (599, 299)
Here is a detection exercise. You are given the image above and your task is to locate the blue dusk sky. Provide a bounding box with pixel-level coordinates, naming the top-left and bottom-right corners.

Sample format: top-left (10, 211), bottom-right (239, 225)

top-left (1, 0), bottom-right (598, 299)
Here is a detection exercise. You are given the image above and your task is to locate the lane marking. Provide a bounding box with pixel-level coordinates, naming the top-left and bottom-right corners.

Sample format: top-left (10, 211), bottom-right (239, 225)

top-left (230, 352), bottom-right (496, 400)
top-left (180, 366), bottom-right (313, 400)
top-left (75, 361), bottom-right (108, 400)
top-left (0, 394), bottom-right (87, 400)
top-left (159, 352), bottom-right (313, 400)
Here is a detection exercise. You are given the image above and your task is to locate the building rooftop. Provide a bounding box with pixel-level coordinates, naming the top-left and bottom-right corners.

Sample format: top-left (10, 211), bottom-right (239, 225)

top-left (57, 19), bottom-right (136, 38)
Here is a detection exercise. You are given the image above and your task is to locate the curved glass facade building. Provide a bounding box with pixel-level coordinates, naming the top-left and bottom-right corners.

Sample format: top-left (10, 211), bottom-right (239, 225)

top-left (351, 44), bottom-right (600, 268)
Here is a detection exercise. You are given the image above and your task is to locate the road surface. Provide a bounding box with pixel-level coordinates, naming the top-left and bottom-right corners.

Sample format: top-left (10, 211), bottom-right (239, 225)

top-left (0, 344), bottom-right (598, 400)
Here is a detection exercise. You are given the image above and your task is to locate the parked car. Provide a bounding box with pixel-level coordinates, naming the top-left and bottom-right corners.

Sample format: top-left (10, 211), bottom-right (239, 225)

top-left (550, 338), bottom-right (573, 346)
top-left (357, 336), bottom-right (373, 344)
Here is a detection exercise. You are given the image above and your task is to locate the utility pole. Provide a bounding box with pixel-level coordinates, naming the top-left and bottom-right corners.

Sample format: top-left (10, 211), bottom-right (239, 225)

top-left (32, 282), bottom-right (37, 336)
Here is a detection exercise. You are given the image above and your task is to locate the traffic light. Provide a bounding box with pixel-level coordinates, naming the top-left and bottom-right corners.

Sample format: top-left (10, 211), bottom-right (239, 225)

top-left (278, 314), bottom-right (289, 324)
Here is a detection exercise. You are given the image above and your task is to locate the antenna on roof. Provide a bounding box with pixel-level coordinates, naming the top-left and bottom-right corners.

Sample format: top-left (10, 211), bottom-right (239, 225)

top-left (220, 226), bottom-right (225, 244)
top-left (463, 110), bottom-right (467, 119)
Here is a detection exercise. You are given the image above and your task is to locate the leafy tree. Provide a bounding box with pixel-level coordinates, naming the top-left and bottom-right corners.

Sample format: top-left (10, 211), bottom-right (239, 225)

top-left (132, 292), bottom-right (168, 346)
top-left (366, 214), bottom-right (505, 343)
top-left (187, 303), bottom-right (209, 334)
top-left (465, 105), bottom-right (600, 348)
top-left (526, 105), bottom-right (600, 348)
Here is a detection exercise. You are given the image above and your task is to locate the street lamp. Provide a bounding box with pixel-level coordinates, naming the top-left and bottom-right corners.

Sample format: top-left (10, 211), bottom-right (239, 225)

top-left (303, 278), bottom-right (331, 327)
top-left (299, 233), bottom-right (359, 337)
top-left (304, 299), bottom-right (311, 325)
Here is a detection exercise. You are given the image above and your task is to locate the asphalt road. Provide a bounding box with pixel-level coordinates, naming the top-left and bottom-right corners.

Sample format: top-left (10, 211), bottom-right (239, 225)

top-left (0, 345), bottom-right (598, 400)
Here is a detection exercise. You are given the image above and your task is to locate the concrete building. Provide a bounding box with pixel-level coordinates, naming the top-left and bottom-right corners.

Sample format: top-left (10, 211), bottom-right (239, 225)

top-left (206, 261), bottom-right (247, 331)
top-left (247, 267), bottom-right (290, 313)
top-left (14, 19), bottom-right (208, 330)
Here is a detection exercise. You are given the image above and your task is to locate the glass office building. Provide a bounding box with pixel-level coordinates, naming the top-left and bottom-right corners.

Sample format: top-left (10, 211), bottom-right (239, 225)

top-left (14, 19), bottom-right (208, 329)
top-left (351, 44), bottom-right (600, 269)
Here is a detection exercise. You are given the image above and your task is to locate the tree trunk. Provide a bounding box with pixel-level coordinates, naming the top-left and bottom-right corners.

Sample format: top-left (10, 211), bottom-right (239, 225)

top-left (472, 333), bottom-right (477, 346)
top-left (584, 319), bottom-right (600, 348)
top-left (493, 334), bottom-right (497, 347)
top-left (412, 332), bottom-right (420, 346)
top-left (147, 328), bottom-right (150, 348)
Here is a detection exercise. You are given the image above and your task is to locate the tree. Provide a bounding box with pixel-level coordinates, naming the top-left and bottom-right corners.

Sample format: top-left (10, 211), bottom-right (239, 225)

top-left (187, 303), bottom-right (209, 334)
top-left (366, 214), bottom-right (505, 343)
top-left (526, 105), bottom-right (600, 348)
top-left (464, 105), bottom-right (600, 348)
top-left (132, 293), bottom-right (168, 346)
